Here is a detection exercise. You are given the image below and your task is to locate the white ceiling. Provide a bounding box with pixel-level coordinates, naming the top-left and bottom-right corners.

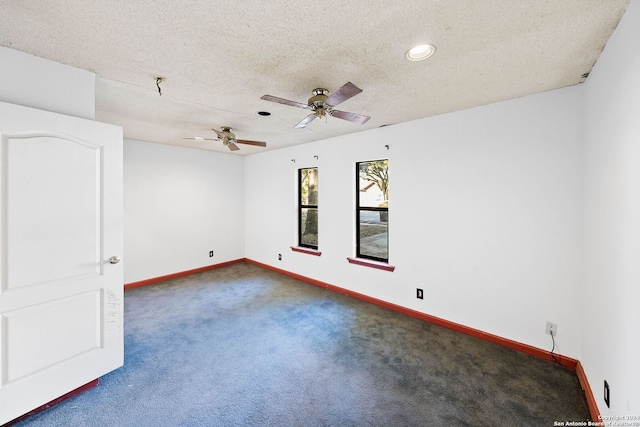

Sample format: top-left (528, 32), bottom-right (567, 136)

top-left (0, 1), bottom-right (630, 155)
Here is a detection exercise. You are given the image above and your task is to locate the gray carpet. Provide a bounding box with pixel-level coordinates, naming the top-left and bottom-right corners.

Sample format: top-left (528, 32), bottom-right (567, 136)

top-left (14, 262), bottom-right (589, 426)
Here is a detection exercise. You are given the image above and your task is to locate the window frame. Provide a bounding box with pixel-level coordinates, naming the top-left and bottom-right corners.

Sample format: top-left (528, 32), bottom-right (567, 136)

top-left (298, 167), bottom-right (319, 250)
top-left (355, 159), bottom-right (389, 263)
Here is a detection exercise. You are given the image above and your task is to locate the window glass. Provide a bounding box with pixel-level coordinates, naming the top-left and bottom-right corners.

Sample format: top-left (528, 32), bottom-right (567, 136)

top-left (299, 168), bottom-right (318, 249)
top-left (356, 160), bottom-right (388, 262)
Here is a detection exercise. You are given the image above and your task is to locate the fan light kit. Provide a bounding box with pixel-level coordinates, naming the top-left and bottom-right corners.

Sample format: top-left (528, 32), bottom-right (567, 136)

top-left (261, 82), bottom-right (370, 129)
top-left (406, 44), bottom-right (436, 61)
top-left (183, 127), bottom-right (267, 151)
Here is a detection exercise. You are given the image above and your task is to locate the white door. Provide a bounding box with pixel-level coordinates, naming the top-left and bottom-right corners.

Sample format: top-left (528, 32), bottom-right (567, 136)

top-left (0, 101), bottom-right (123, 424)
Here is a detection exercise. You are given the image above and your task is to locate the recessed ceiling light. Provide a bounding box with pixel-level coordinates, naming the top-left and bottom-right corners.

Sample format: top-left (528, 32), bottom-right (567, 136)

top-left (257, 111), bottom-right (271, 116)
top-left (406, 44), bottom-right (436, 61)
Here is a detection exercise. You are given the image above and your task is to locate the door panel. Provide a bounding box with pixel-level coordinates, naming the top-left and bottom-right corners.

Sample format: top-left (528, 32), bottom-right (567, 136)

top-left (0, 101), bottom-right (123, 425)
top-left (3, 290), bottom-right (101, 384)
top-left (4, 135), bottom-right (101, 289)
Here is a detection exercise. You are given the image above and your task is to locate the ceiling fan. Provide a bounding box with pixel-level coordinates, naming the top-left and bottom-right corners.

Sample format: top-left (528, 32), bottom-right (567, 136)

top-left (183, 127), bottom-right (267, 151)
top-left (261, 82), bottom-right (371, 129)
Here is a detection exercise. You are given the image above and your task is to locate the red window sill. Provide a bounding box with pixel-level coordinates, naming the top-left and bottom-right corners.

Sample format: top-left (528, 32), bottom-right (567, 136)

top-left (290, 246), bottom-right (322, 256)
top-left (346, 257), bottom-right (395, 272)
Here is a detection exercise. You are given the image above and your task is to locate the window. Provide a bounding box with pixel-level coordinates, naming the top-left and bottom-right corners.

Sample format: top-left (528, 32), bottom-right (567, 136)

top-left (298, 167), bottom-right (318, 249)
top-left (356, 159), bottom-right (388, 262)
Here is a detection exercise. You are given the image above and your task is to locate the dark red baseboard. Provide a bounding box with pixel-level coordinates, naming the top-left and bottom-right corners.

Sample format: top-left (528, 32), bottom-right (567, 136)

top-left (246, 258), bottom-right (578, 369)
top-left (2, 379), bottom-right (99, 427)
top-left (577, 361), bottom-right (600, 422)
top-left (124, 259), bottom-right (245, 290)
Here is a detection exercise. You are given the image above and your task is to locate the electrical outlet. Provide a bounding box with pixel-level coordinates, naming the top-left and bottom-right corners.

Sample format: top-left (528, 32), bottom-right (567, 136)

top-left (604, 380), bottom-right (610, 408)
top-left (545, 321), bottom-right (557, 336)
top-left (278, 254), bottom-right (282, 261)
top-left (209, 251), bottom-right (214, 257)
top-left (416, 289), bottom-right (424, 299)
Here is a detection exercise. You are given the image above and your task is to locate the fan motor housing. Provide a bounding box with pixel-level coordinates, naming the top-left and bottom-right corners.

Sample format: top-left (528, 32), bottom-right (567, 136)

top-left (220, 126), bottom-right (236, 139)
top-left (308, 88), bottom-right (329, 108)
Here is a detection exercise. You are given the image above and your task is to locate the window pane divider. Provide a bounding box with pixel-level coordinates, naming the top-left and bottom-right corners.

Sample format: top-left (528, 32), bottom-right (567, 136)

top-left (358, 207), bottom-right (387, 212)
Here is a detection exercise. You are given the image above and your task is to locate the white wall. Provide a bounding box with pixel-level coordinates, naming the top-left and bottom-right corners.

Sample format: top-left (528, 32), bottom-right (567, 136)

top-left (245, 85), bottom-right (584, 358)
top-left (0, 46), bottom-right (95, 120)
top-left (582, 0), bottom-right (640, 417)
top-left (124, 139), bottom-right (245, 283)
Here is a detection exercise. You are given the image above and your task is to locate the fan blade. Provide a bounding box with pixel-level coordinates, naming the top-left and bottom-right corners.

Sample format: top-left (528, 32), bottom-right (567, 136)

top-left (325, 82), bottom-right (363, 107)
top-left (227, 141), bottom-right (240, 151)
top-left (294, 113), bottom-right (317, 129)
top-left (330, 110), bottom-right (370, 124)
top-left (236, 139), bottom-right (267, 147)
top-left (212, 128), bottom-right (226, 139)
top-left (261, 95), bottom-right (308, 109)
top-left (182, 137), bottom-right (216, 141)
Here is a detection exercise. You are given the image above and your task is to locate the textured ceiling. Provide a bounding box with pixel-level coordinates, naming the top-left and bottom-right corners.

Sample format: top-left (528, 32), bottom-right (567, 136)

top-left (0, 1), bottom-right (630, 155)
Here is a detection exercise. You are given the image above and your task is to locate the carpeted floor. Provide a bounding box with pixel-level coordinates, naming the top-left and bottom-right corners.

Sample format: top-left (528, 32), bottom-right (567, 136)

top-left (14, 262), bottom-right (589, 426)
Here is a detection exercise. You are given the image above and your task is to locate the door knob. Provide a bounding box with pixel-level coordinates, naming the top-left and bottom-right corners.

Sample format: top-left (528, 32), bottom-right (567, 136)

top-left (108, 256), bottom-right (121, 264)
